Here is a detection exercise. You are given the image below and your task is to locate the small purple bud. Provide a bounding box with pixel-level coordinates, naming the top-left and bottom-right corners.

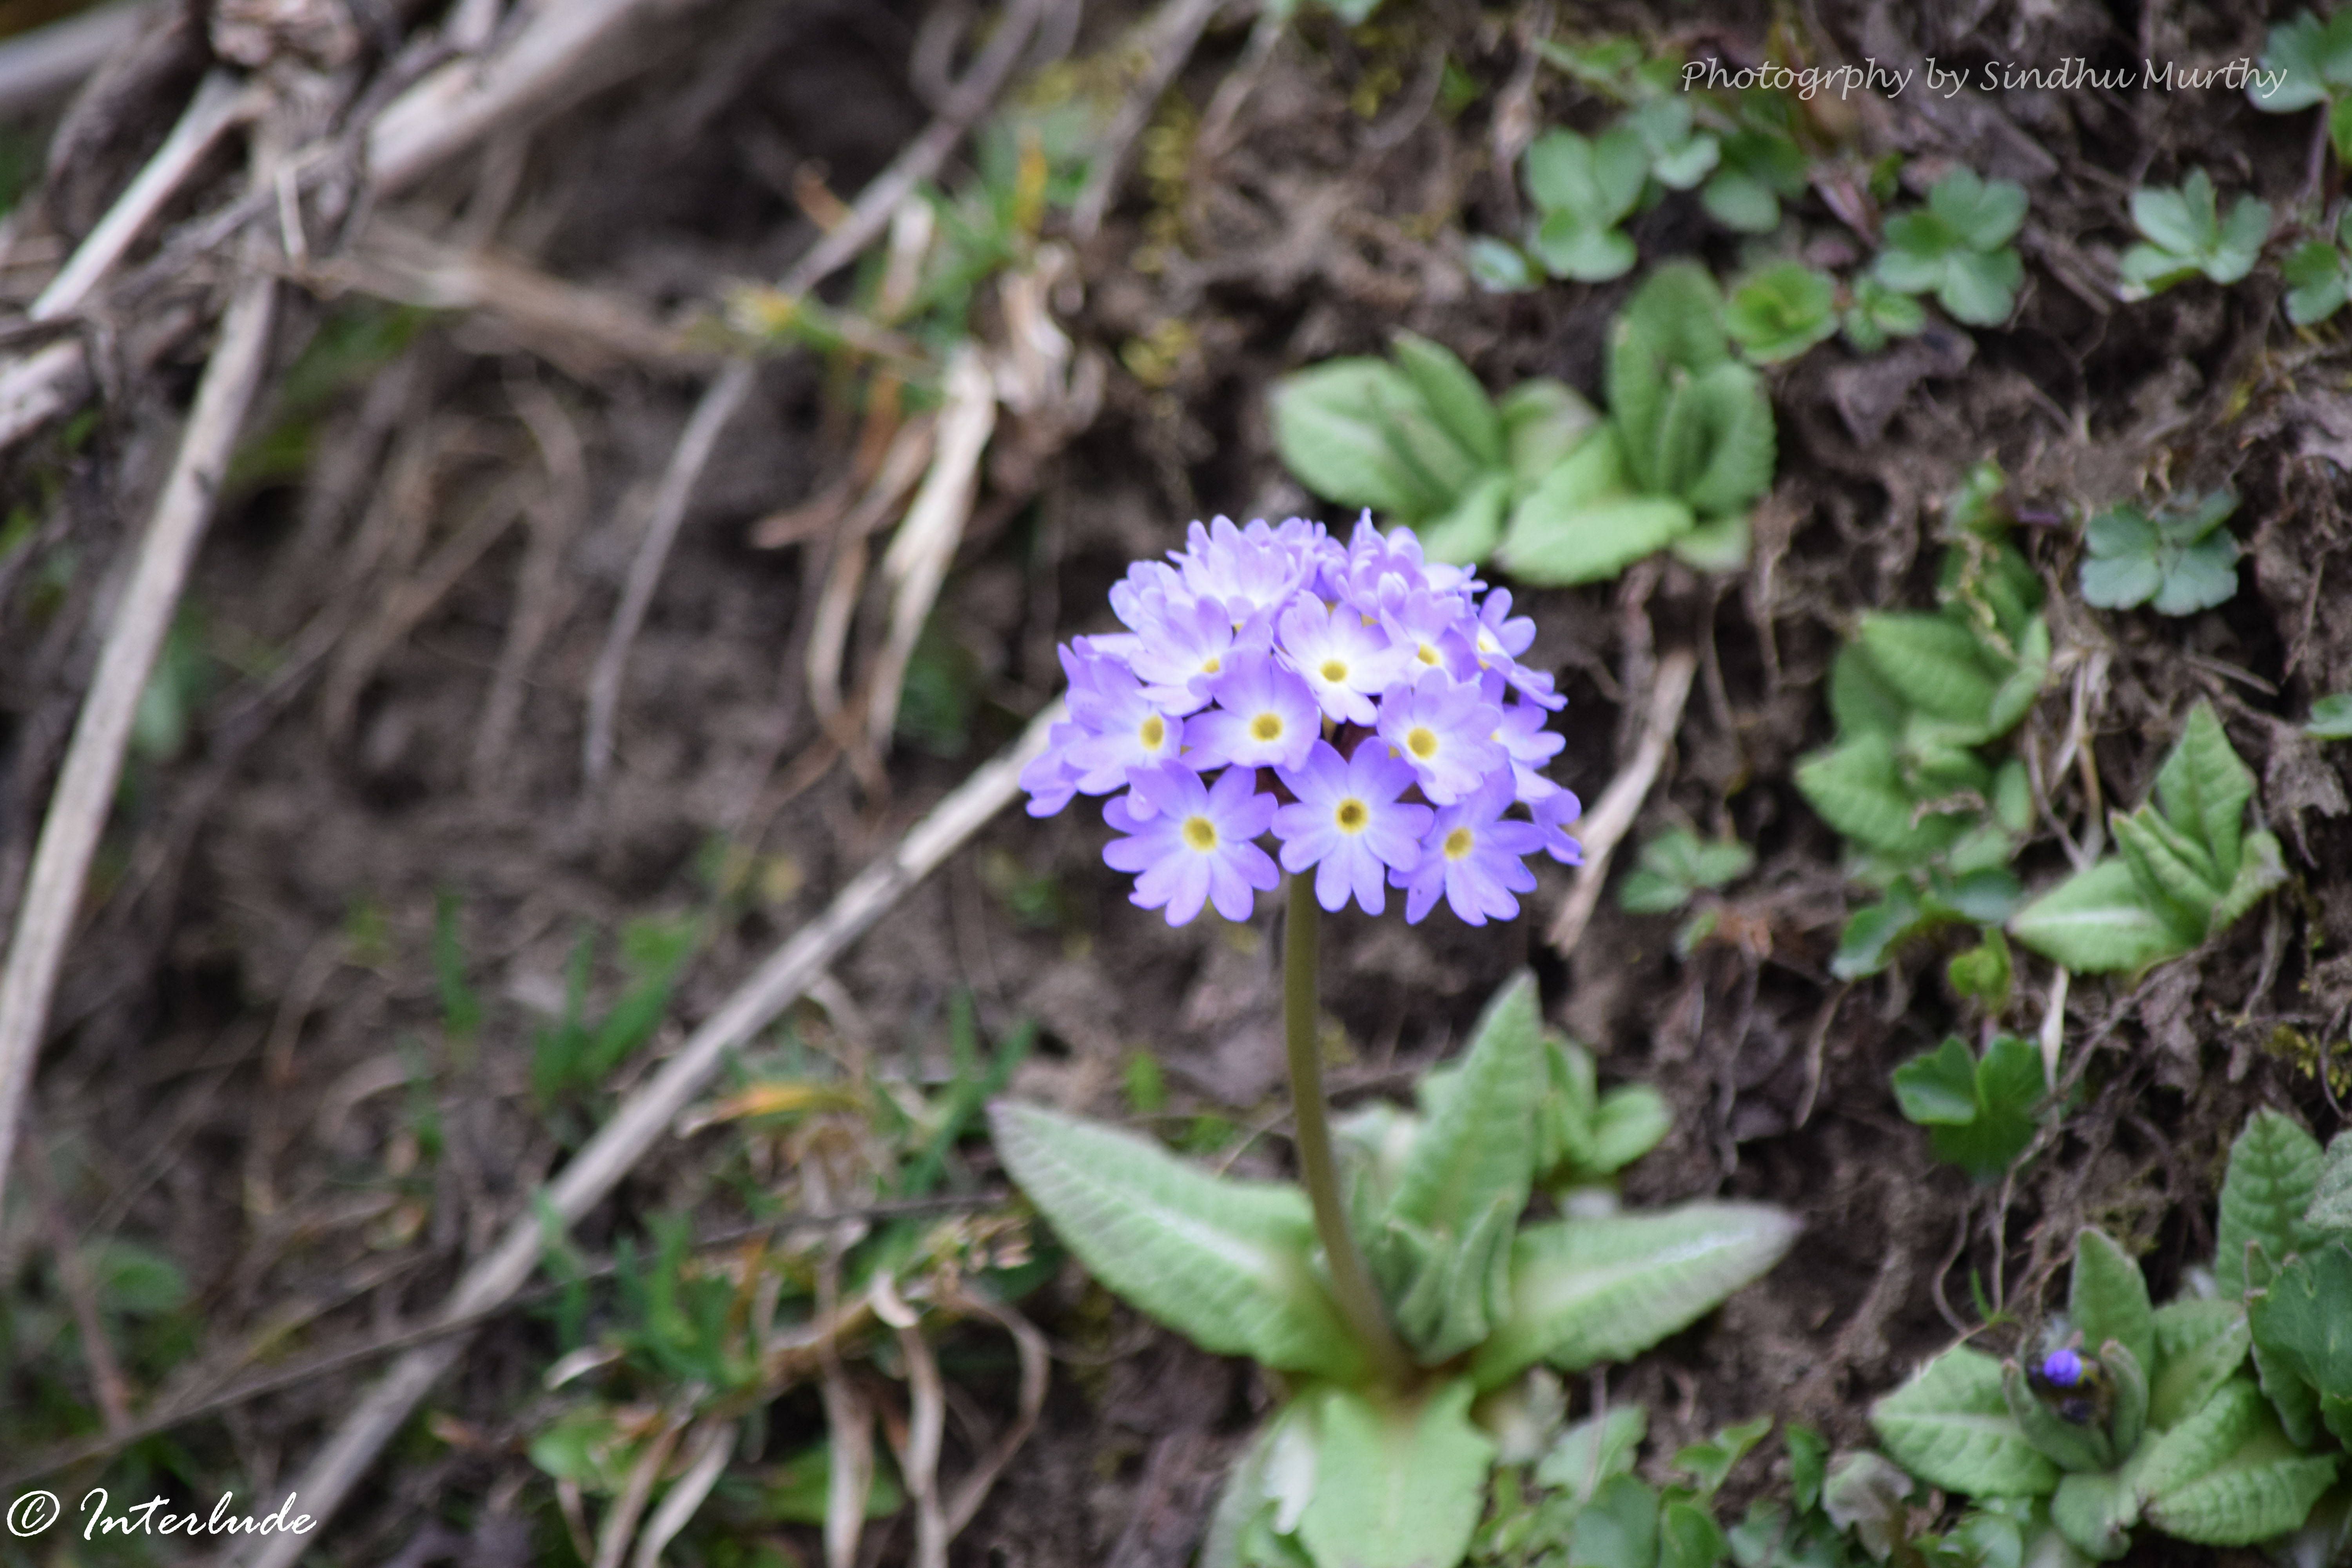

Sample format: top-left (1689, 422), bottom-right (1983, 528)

top-left (2040, 1348), bottom-right (2084, 1387)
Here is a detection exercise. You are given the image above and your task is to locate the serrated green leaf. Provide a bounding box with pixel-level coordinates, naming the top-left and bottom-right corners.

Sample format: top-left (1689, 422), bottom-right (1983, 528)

top-left (1534, 216), bottom-right (1639, 283)
top-left (1892, 1038), bottom-right (1980, 1127)
top-left (2109, 808), bottom-right (2222, 928)
top-left (1726, 263), bottom-right (1838, 365)
top-left (2209, 197), bottom-right (2274, 285)
top-left (1797, 735), bottom-right (1967, 862)
top-left (2247, 1241), bottom-right (2352, 1448)
top-left (1669, 512), bottom-right (1751, 573)
top-left (2009, 859), bottom-right (2196, 974)
top-left (2148, 1298), bottom-right (2250, 1432)
top-left (1469, 1203), bottom-right (1800, 1388)
top-left (1893, 1034), bottom-right (2044, 1183)
top-left (1829, 645), bottom-right (1907, 739)
top-left (987, 1102), bottom-right (1368, 1381)
top-left (1857, 613), bottom-right (2003, 729)
top-left (1294, 1380), bottom-right (1496, 1568)
top-left (1610, 265), bottom-right (1731, 486)
top-left (1933, 169), bottom-right (2030, 252)
top-left (1873, 1346), bottom-right (2062, 1499)
top-left (2070, 1230), bottom-right (2156, 1399)
top-left (1271, 360), bottom-right (1452, 519)
top-left (1676, 363), bottom-right (1776, 515)
top-left (2216, 1108), bottom-right (2322, 1298)
top-left (2210, 830), bottom-right (2285, 933)
top-left (1940, 248), bottom-right (2024, 326)
top-left (2148, 534), bottom-right (2239, 615)
top-left (2139, 1380), bottom-right (2339, 1546)
top-left (1392, 332), bottom-right (1504, 469)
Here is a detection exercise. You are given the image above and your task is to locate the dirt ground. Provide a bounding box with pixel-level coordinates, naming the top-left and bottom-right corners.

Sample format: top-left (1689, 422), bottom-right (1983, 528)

top-left (2, 0), bottom-right (2348, 1564)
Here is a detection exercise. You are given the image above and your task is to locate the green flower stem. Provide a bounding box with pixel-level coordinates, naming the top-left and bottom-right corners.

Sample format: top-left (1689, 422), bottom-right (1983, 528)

top-left (1284, 874), bottom-right (1412, 1386)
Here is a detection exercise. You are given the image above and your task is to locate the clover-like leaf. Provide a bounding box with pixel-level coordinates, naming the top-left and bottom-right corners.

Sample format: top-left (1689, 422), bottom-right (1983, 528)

top-left (1466, 235), bottom-right (1539, 295)
top-left (2119, 172), bottom-right (2273, 298)
top-left (1891, 1034), bottom-right (2047, 1184)
top-left (2217, 1108), bottom-right (2323, 1298)
top-left (988, 1102), bottom-right (1368, 1382)
top-left (1873, 1345), bottom-right (2062, 1499)
top-left (1842, 275), bottom-right (1928, 352)
top-left (1468, 1203), bottom-right (1801, 1389)
top-left (1524, 126), bottom-right (1648, 282)
top-left (1726, 263), bottom-right (1839, 365)
top-left (2078, 492), bottom-right (2241, 616)
top-left (1293, 1381), bottom-right (1497, 1568)
top-left (1617, 828), bottom-right (1755, 915)
top-left (2251, 9), bottom-right (2352, 113)
top-left (1701, 126), bottom-right (1809, 233)
top-left (1875, 169), bottom-right (2029, 327)
top-left (1626, 98), bottom-right (1719, 191)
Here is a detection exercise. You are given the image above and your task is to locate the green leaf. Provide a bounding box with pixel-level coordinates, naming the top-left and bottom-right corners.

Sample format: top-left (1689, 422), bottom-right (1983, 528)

top-left (1668, 513), bottom-right (1751, 573)
top-left (2138, 1379), bottom-right (2340, 1546)
top-left (1619, 829), bottom-right (1752, 914)
top-left (1820, 1452), bottom-right (1918, 1560)
top-left (2309, 1131), bottom-right (2352, 1232)
top-left (1659, 1499), bottom-right (1728, 1568)
top-left (1391, 332), bottom-right (1504, 468)
top-left (1932, 169), bottom-right (2030, 252)
top-left (1500, 492), bottom-right (1695, 586)
top-left (1498, 379), bottom-right (1599, 486)
top-left (2108, 809), bottom-right (2222, 927)
top-left (1674, 1414), bottom-right (1774, 1497)
top-left (1726, 263), bottom-right (1839, 365)
top-left (1390, 971), bottom-right (1541, 1235)
top-left (2306, 693), bottom-right (2352, 740)
top-left (1701, 169), bottom-right (1782, 232)
top-left (2216, 1108), bottom-right (2322, 1298)
top-left (2155, 702), bottom-right (2254, 880)
top-left (1470, 1203), bottom-right (1800, 1388)
top-left (1857, 613), bottom-right (2003, 729)
top-left (2252, 11), bottom-right (2352, 111)
top-left (1419, 471), bottom-right (1513, 566)
top-left (1525, 127), bottom-right (1648, 228)
top-left (1610, 265), bottom-right (1731, 483)
top-left (2008, 859), bottom-right (2196, 974)
top-left (2131, 176), bottom-right (2210, 260)
top-left (1587, 1085), bottom-right (1672, 1175)
top-left (2048, 1472), bottom-right (2134, 1561)
top-left (1467, 236), bottom-right (1539, 294)
top-left (2247, 1241), bottom-right (2352, 1447)
top-left (1938, 248), bottom-right (2024, 327)
top-left (987, 1102), bottom-right (1368, 1381)
top-left (1829, 645), bottom-right (1907, 739)
top-left (2079, 494), bottom-right (2240, 617)
top-left (1536, 1404), bottom-right (1647, 1501)
top-left (2120, 173), bottom-right (2272, 296)
top-left (2148, 1298), bottom-right (2251, 1432)
top-left (2283, 239), bottom-right (2350, 326)
top-left (1797, 737), bottom-right (1964, 863)
top-left (1831, 884), bottom-right (1931, 982)
top-left (1572, 1474), bottom-right (1662, 1568)
top-left (1892, 1034), bottom-right (2045, 1183)
top-left (2069, 1229), bottom-right (2155, 1381)
top-left (1534, 217), bottom-right (1639, 284)
top-left (2002, 1358), bottom-right (2114, 1474)
top-left (1294, 1380), bottom-right (1497, 1568)
top-left (1675, 363), bottom-right (1776, 515)
top-left (1947, 931), bottom-right (2014, 1006)
top-left (1872, 1346), bottom-right (2062, 1499)
top-left (1271, 359), bottom-right (1453, 519)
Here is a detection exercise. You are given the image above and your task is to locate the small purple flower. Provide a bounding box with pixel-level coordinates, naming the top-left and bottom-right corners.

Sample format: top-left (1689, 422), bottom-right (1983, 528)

top-left (1531, 786), bottom-right (1585, 865)
top-left (1187, 652), bottom-right (1321, 771)
top-left (1485, 676), bottom-right (1566, 802)
top-left (1276, 598), bottom-right (1407, 726)
top-left (1019, 720), bottom-right (1084, 817)
top-left (1272, 740), bottom-right (1432, 916)
top-left (1103, 763), bottom-right (1280, 924)
top-left (2039, 1349), bottom-right (2085, 1388)
top-left (1394, 773), bottom-right (1545, 925)
top-left (1064, 669), bottom-right (1187, 799)
top-left (1376, 669), bottom-right (1505, 806)
top-left (1172, 516), bottom-right (1326, 621)
top-left (1379, 583), bottom-right (1478, 682)
top-left (1123, 595), bottom-right (1260, 715)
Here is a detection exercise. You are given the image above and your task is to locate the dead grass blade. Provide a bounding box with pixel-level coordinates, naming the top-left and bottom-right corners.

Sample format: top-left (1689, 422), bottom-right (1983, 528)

top-left (1546, 646), bottom-right (1699, 955)
top-left (628, 1417), bottom-right (736, 1568)
top-left (590, 1412), bottom-right (685, 1568)
top-left (0, 269), bottom-right (278, 1221)
top-left (874, 1275), bottom-right (949, 1568)
top-left (236, 701), bottom-right (1062, 1568)
top-left (939, 1287), bottom-right (1048, 1536)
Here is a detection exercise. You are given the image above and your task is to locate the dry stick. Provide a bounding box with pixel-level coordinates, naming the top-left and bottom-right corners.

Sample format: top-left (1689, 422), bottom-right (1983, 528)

top-left (237, 703), bottom-right (1062, 1568)
top-left (579, 0), bottom-right (1046, 787)
top-left (31, 70), bottom-right (261, 323)
top-left (1544, 646), bottom-right (1700, 955)
top-left (0, 0), bottom-right (160, 115)
top-left (0, 270), bottom-right (277, 1222)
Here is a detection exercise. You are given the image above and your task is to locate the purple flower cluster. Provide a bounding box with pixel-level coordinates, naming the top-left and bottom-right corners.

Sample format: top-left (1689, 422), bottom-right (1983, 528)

top-left (1022, 515), bottom-right (1583, 926)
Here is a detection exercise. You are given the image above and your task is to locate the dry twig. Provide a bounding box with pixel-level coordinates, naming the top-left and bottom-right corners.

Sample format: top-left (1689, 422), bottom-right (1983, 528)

top-left (1545, 647), bottom-right (1699, 955)
top-left (0, 269), bottom-right (278, 1220)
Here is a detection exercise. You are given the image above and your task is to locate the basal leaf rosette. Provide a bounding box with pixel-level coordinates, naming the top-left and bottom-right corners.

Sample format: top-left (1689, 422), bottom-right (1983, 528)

top-left (1018, 515), bottom-right (1583, 925)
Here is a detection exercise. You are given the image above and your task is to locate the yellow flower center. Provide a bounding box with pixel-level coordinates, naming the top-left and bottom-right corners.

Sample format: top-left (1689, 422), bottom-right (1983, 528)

top-left (1201, 655), bottom-right (1221, 675)
top-left (1182, 816), bottom-right (1218, 851)
top-left (1335, 799), bottom-right (1369, 832)
top-left (1443, 827), bottom-right (1475, 860)
top-left (1140, 716), bottom-right (1166, 749)
top-left (1319, 658), bottom-right (1348, 683)
top-left (1406, 726), bottom-right (1439, 760)
top-left (1250, 713), bottom-right (1283, 742)
top-left (1417, 642), bottom-right (1440, 665)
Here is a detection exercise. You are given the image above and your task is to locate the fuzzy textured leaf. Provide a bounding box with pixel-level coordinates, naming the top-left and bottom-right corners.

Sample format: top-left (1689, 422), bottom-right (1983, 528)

top-left (1872, 1346), bottom-right (2061, 1499)
top-left (2309, 1131), bottom-right (2352, 1232)
top-left (2149, 1298), bottom-right (2251, 1432)
top-left (1469, 1203), bottom-right (1800, 1389)
top-left (2216, 1108), bottom-right (2322, 1298)
top-left (1499, 491), bottom-right (1694, 587)
top-left (1389, 974), bottom-right (1541, 1236)
top-left (2069, 1229), bottom-right (2156, 1378)
top-left (1390, 332), bottom-right (1504, 469)
top-left (2139, 1380), bottom-right (2339, 1546)
top-left (988, 1102), bottom-right (1367, 1381)
top-left (2247, 1240), bottom-right (2352, 1448)
top-left (1294, 1381), bottom-right (1497, 1568)
top-left (1271, 360), bottom-right (1452, 519)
